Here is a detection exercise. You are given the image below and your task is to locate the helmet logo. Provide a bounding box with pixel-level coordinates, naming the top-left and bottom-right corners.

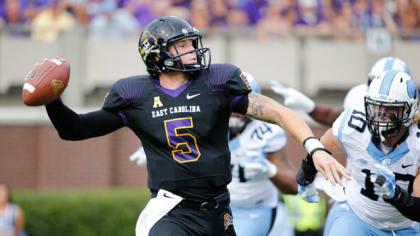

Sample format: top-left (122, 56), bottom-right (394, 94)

top-left (140, 31), bottom-right (160, 60)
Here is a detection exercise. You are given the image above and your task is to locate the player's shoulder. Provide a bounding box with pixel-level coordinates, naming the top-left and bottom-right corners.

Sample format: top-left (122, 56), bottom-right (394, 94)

top-left (333, 107), bottom-right (370, 144)
top-left (200, 64), bottom-right (240, 81)
top-left (343, 83), bottom-right (367, 110)
top-left (198, 63), bottom-right (246, 92)
top-left (111, 75), bottom-right (151, 98)
top-left (208, 63), bottom-right (240, 74)
top-left (407, 124), bottom-right (420, 150)
top-left (103, 75), bottom-right (151, 109)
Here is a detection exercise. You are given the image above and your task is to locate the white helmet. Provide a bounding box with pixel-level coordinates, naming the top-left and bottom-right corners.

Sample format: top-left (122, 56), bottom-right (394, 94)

top-left (365, 70), bottom-right (418, 141)
top-left (368, 57), bottom-right (411, 86)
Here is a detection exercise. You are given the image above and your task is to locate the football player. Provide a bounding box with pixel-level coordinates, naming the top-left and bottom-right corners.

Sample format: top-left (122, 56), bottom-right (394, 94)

top-left (129, 74), bottom-right (296, 236)
top-left (297, 70), bottom-right (420, 235)
top-left (44, 16), bottom-right (349, 236)
top-left (271, 57), bottom-right (411, 126)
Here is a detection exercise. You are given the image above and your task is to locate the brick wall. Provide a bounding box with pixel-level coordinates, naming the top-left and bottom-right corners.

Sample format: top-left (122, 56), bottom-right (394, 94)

top-left (0, 125), bottom-right (344, 189)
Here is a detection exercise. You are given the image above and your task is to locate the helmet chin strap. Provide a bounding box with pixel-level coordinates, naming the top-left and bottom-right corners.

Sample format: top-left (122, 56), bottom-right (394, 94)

top-left (378, 124), bottom-right (408, 148)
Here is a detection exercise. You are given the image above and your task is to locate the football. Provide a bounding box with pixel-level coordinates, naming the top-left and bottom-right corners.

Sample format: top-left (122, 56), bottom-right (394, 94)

top-left (22, 58), bottom-right (70, 106)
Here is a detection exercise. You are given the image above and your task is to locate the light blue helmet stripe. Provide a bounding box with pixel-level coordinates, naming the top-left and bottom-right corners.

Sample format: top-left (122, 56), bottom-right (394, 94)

top-left (383, 57), bottom-right (395, 71)
top-left (404, 65), bottom-right (411, 75)
top-left (379, 70), bottom-right (398, 95)
top-left (407, 79), bottom-right (418, 99)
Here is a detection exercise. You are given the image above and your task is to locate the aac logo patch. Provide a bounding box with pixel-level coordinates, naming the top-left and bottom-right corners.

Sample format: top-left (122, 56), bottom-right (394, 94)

top-left (223, 213), bottom-right (233, 230)
top-left (239, 72), bottom-right (252, 91)
top-left (153, 96), bottom-right (163, 108)
top-left (102, 92), bottom-right (109, 107)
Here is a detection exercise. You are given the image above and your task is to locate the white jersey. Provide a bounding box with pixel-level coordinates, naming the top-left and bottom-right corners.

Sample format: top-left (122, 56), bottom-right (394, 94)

top-left (228, 120), bottom-right (287, 208)
top-left (0, 203), bottom-right (18, 233)
top-left (343, 83), bottom-right (368, 111)
top-left (332, 108), bottom-right (420, 230)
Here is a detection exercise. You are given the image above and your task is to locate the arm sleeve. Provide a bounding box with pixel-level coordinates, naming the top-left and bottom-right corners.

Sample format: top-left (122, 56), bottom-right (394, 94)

top-left (46, 98), bottom-right (124, 141)
top-left (385, 185), bottom-right (420, 222)
top-left (226, 65), bottom-right (252, 114)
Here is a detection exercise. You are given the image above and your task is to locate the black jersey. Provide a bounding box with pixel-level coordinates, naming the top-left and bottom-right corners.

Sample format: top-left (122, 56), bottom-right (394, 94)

top-left (103, 64), bottom-right (251, 200)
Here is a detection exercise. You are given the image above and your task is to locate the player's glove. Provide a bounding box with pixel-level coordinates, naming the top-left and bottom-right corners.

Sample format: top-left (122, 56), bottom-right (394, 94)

top-left (370, 164), bottom-right (396, 200)
top-left (270, 80), bottom-right (315, 113)
top-left (129, 146), bottom-right (147, 167)
top-left (296, 153), bottom-right (320, 203)
top-left (239, 152), bottom-right (277, 181)
top-left (298, 183), bottom-right (320, 203)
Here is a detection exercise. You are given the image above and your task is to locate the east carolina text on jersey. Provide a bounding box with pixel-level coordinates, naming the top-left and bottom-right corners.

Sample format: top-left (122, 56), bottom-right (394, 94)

top-left (103, 64), bottom-right (251, 200)
top-left (152, 106), bottom-right (201, 118)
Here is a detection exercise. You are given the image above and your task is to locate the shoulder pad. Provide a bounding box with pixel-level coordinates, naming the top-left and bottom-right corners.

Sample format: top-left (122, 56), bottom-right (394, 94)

top-left (103, 75), bottom-right (150, 110)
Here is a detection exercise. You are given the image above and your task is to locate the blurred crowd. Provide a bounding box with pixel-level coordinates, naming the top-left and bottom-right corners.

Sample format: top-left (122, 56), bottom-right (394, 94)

top-left (0, 0), bottom-right (420, 42)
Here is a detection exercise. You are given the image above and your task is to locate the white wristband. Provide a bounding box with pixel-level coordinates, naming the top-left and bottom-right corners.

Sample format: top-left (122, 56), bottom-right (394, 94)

top-left (303, 137), bottom-right (325, 156)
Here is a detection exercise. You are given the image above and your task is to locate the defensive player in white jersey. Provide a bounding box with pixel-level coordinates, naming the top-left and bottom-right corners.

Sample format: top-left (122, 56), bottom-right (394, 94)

top-left (130, 74), bottom-right (297, 236)
top-left (270, 57), bottom-right (411, 126)
top-left (297, 70), bottom-right (420, 235)
top-left (227, 74), bottom-right (296, 236)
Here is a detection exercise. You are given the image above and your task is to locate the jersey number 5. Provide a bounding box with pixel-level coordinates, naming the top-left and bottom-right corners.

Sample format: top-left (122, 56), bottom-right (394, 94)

top-left (164, 117), bottom-right (201, 163)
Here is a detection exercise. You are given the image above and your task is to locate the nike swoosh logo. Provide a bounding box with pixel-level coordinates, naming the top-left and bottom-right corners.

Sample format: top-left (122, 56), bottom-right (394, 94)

top-left (186, 93), bottom-right (200, 99)
top-left (402, 164), bottom-right (413, 168)
top-left (163, 193), bottom-right (174, 199)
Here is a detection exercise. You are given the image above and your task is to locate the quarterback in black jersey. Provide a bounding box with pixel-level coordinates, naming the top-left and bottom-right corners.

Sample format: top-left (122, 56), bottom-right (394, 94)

top-left (45, 16), bottom-right (350, 236)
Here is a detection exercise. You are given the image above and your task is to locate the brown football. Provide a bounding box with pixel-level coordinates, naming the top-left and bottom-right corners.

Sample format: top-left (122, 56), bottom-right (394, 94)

top-left (22, 58), bottom-right (70, 106)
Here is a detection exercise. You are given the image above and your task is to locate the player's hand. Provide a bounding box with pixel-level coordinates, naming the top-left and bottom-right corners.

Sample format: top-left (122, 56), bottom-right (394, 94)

top-left (312, 151), bottom-right (351, 186)
top-left (370, 164), bottom-right (396, 199)
top-left (298, 183), bottom-right (320, 203)
top-left (239, 152), bottom-right (277, 180)
top-left (270, 80), bottom-right (315, 113)
top-left (129, 147), bottom-right (147, 167)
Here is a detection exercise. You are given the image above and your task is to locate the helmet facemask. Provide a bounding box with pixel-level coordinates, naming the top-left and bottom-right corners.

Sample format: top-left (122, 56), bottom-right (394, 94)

top-left (163, 35), bottom-right (211, 73)
top-left (365, 97), bottom-right (411, 141)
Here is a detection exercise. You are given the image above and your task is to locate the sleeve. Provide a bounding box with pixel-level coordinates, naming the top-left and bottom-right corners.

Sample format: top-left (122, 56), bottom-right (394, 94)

top-left (226, 65), bottom-right (252, 96)
top-left (103, 81), bottom-right (131, 111)
top-left (225, 65), bottom-right (252, 114)
top-left (332, 109), bottom-right (352, 143)
top-left (102, 78), bottom-right (143, 125)
top-left (46, 98), bottom-right (124, 141)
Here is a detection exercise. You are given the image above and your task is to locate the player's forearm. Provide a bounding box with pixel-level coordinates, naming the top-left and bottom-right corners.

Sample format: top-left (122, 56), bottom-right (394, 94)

top-left (45, 98), bottom-right (124, 140)
top-left (247, 93), bottom-right (317, 145)
top-left (308, 105), bottom-right (343, 127)
top-left (275, 105), bottom-right (315, 145)
top-left (385, 186), bottom-right (420, 222)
